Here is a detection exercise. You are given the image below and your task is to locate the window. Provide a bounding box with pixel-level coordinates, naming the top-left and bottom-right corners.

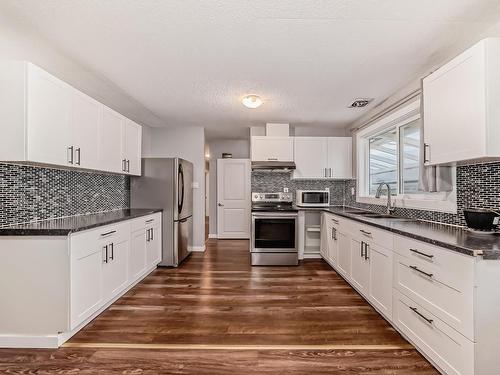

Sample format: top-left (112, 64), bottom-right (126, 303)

top-left (356, 99), bottom-right (457, 213)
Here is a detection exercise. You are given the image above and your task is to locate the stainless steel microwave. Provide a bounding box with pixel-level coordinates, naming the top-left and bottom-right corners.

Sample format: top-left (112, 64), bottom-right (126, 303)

top-left (296, 190), bottom-right (330, 207)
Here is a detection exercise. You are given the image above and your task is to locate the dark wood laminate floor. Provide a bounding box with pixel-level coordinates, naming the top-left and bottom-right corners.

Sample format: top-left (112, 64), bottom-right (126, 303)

top-left (0, 239), bottom-right (439, 374)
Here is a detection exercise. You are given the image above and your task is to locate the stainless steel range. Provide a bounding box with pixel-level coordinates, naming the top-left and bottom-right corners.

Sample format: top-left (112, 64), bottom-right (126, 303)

top-left (251, 192), bottom-right (298, 266)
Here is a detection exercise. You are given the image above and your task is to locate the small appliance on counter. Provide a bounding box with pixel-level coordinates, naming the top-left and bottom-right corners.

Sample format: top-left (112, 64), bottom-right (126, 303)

top-left (463, 208), bottom-right (500, 233)
top-left (251, 192), bottom-right (298, 266)
top-left (296, 189), bottom-right (330, 207)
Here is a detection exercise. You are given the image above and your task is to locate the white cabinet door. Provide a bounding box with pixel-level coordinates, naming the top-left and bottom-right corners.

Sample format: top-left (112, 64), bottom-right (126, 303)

top-left (26, 64), bottom-right (71, 166)
top-left (368, 243), bottom-right (393, 319)
top-left (70, 247), bottom-right (103, 329)
top-left (129, 229), bottom-right (147, 282)
top-left (293, 137), bottom-right (328, 179)
top-left (423, 41), bottom-right (486, 165)
top-left (327, 137), bottom-right (352, 179)
top-left (71, 90), bottom-right (100, 170)
top-left (146, 223), bottom-right (162, 267)
top-left (123, 119), bottom-right (142, 176)
top-left (251, 137), bottom-right (294, 161)
top-left (336, 231), bottom-right (351, 278)
top-left (327, 224), bottom-right (339, 266)
top-left (320, 214), bottom-right (329, 259)
top-left (99, 106), bottom-right (124, 173)
top-left (350, 238), bottom-right (370, 297)
top-left (102, 238), bottom-right (129, 301)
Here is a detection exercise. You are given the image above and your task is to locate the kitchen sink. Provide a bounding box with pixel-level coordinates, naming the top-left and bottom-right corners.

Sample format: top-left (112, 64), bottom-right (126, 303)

top-left (354, 212), bottom-right (414, 220)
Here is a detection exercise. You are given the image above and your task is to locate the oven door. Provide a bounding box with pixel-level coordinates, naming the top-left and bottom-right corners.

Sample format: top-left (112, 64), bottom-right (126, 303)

top-left (300, 191), bottom-right (329, 206)
top-left (251, 212), bottom-right (298, 253)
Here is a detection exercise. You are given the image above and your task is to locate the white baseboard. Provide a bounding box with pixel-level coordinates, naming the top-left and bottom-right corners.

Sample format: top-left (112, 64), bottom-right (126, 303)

top-left (190, 245), bottom-right (206, 252)
top-left (208, 234), bottom-right (218, 239)
top-left (303, 253), bottom-right (322, 259)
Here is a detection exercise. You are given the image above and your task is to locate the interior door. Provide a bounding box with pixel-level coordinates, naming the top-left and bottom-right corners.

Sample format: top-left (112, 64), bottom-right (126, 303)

top-left (217, 158), bottom-right (251, 239)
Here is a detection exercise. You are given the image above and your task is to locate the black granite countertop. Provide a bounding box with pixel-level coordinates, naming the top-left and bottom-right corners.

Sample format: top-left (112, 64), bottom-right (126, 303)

top-left (0, 209), bottom-right (163, 236)
top-left (317, 206), bottom-right (500, 260)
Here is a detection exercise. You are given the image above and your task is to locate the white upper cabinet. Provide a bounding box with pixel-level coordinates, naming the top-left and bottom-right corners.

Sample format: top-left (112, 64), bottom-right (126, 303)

top-left (423, 38), bottom-right (500, 165)
top-left (0, 61), bottom-right (142, 175)
top-left (123, 119), bottom-right (142, 176)
top-left (71, 89), bottom-right (100, 170)
top-left (26, 64), bottom-right (72, 166)
top-left (251, 136), bottom-right (294, 161)
top-left (99, 106), bottom-right (125, 174)
top-left (294, 137), bottom-right (328, 178)
top-left (293, 137), bottom-right (352, 179)
top-left (327, 137), bottom-right (352, 179)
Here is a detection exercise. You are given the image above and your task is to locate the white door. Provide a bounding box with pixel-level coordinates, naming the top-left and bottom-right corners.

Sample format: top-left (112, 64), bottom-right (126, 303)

top-left (327, 138), bottom-right (352, 179)
top-left (336, 231), bottom-right (351, 278)
top-left (368, 243), bottom-right (393, 319)
top-left (27, 64), bottom-right (71, 166)
top-left (99, 106), bottom-right (124, 173)
top-left (102, 238), bottom-right (129, 300)
top-left (71, 90), bottom-right (100, 170)
top-left (217, 159), bottom-right (251, 239)
top-left (123, 120), bottom-right (142, 176)
top-left (293, 137), bottom-right (328, 179)
top-left (350, 238), bottom-right (370, 297)
top-left (129, 229), bottom-right (147, 281)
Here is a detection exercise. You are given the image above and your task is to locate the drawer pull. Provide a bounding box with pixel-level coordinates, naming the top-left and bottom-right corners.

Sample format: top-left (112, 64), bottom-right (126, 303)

top-left (410, 306), bottom-right (434, 325)
top-left (409, 248), bottom-right (434, 259)
top-left (101, 230), bottom-right (117, 237)
top-left (360, 229), bottom-right (372, 236)
top-left (145, 219), bottom-right (154, 223)
top-left (409, 265), bottom-right (433, 278)
top-left (331, 218), bottom-right (339, 224)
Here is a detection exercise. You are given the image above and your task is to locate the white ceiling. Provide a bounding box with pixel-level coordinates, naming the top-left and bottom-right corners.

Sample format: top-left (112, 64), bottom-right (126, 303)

top-left (2, 0), bottom-right (500, 139)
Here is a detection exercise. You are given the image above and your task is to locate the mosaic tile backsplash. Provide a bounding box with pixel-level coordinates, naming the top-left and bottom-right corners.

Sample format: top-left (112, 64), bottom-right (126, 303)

top-left (252, 162), bottom-right (500, 227)
top-left (0, 163), bottom-right (129, 227)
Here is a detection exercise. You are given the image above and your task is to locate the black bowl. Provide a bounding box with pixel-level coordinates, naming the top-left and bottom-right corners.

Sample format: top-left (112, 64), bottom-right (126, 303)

top-left (463, 208), bottom-right (498, 230)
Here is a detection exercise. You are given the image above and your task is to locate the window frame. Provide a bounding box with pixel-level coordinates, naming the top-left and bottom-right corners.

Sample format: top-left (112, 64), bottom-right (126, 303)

top-left (356, 99), bottom-right (457, 214)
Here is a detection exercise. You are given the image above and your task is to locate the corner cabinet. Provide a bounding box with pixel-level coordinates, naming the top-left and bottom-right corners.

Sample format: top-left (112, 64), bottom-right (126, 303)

top-left (423, 38), bottom-right (500, 165)
top-left (250, 136), bottom-right (294, 161)
top-left (293, 137), bottom-right (352, 179)
top-left (0, 61), bottom-right (142, 175)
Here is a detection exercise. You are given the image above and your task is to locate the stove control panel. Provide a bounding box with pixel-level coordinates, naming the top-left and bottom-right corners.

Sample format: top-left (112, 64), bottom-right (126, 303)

top-left (252, 192), bottom-right (293, 203)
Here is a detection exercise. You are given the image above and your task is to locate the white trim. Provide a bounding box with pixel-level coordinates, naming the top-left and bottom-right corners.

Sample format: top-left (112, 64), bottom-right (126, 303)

top-left (355, 98), bottom-right (457, 214)
top-left (189, 245), bottom-right (206, 252)
top-left (208, 234), bottom-right (218, 239)
top-left (303, 253), bottom-right (322, 259)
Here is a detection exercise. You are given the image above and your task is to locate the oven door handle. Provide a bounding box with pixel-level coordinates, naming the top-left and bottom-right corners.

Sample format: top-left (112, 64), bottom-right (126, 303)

top-left (252, 213), bottom-right (298, 218)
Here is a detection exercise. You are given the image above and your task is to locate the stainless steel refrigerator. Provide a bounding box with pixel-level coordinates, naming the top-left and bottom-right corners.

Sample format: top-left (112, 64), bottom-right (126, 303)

top-left (130, 158), bottom-right (193, 267)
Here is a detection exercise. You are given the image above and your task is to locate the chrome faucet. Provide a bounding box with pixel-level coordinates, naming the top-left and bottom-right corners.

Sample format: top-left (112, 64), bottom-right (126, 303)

top-left (375, 182), bottom-right (395, 215)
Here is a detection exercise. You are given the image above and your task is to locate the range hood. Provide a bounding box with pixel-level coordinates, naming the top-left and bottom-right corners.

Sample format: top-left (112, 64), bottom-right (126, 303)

top-left (251, 161), bottom-right (296, 171)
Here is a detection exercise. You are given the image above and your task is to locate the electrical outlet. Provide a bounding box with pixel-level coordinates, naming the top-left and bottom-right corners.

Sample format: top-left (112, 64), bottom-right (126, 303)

top-left (283, 187), bottom-right (289, 193)
top-left (351, 187), bottom-right (355, 196)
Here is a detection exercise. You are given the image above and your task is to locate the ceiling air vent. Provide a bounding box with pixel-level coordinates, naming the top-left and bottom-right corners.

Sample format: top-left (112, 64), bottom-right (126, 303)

top-left (348, 98), bottom-right (373, 108)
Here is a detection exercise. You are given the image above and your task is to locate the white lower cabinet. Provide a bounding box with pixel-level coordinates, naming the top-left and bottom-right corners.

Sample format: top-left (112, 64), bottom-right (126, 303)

top-left (336, 231), bottom-right (351, 278)
top-left (101, 236), bottom-right (129, 302)
top-left (146, 221), bottom-right (162, 266)
top-left (130, 229), bottom-right (147, 282)
top-left (393, 290), bottom-right (474, 375)
top-left (368, 243), bottom-right (393, 319)
top-left (350, 237), bottom-right (370, 297)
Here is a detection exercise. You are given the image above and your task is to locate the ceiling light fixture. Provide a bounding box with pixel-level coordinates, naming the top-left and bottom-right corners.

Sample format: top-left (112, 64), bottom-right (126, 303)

top-left (242, 94), bottom-right (263, 109)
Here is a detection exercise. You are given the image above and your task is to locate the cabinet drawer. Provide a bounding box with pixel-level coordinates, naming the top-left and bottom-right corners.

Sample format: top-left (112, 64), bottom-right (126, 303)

top-left (393, 290), bottom-right (474, 375)
top-left (394, 235), bottom-right (474, 292)
top-left (353, 222), bottom-right (393, 249)
top-left (130, 213), bottom-right (161, 232)
top-left (327, 214), bottom-right (355, 234)
top-left (394, 253), bottom-right (474, 340)
top-left (71, 222), bottom-right (129, 259)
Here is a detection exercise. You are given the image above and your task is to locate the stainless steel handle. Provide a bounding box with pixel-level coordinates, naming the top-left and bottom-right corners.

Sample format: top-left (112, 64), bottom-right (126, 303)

top-left (409, 265), bottom-right (433, 278)
top-left (75, 147), bottom-right (81, 165)
top-left (409, 248), bottom-right (434, 259)
top-left (329, 168), bottom-right (332, 178)
top-left (122, 159), bottom-right (126, 172)
top-left (423, 143), bottom-right (430, 163)
top-left (103, 245), bottom-right (108, 263)
top-left (364, 242), bottom-right (369, 260)
top-left (109, 242), bottom-right (114, 260)
top-left (126, 159), bottom-right (130, 172)
top-left (150, 228), bottom-right (154, 241)
top-left (360, 241), bottom-right (364, 258)
top-left (331, 227), bottom-right (337, 240)
top-left (146, 228), bottom-right (150, 242)
top-left (410, 306), bottom-right (433, 324)
top-left (67, 146), bottom-right (74, 164)
top-left (360, 229), bottom-right (372, 236)
top-left (101, 230), bottom-right (116, 237)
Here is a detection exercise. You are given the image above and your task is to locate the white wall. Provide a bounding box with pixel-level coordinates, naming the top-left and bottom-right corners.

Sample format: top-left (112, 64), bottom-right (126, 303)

top-left (0, 9), bottom-right (164, 128)
top-left (143, 126), bottom-right (206, 250)
top-left (207, 139), bottom-right (250, 236)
